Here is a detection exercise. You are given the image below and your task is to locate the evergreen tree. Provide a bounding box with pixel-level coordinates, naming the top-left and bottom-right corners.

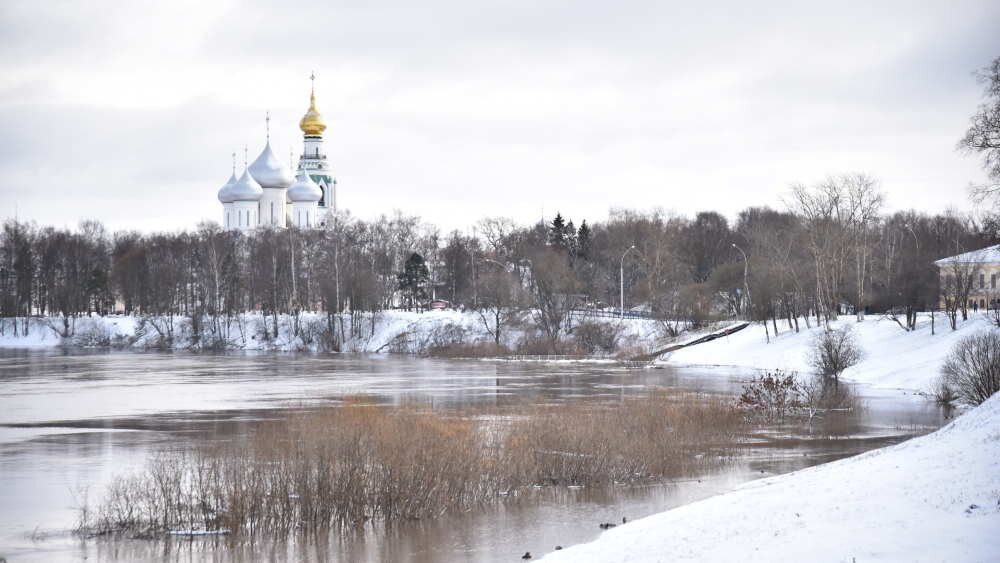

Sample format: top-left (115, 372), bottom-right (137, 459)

top-left (397, 252), bottom-right (430, 311)
top-left (576, 220), bottom-right (592, 260)
top-left (565, 220), bottom-right (577, 254)
top-left (548, 213), bottom-right (567, 249)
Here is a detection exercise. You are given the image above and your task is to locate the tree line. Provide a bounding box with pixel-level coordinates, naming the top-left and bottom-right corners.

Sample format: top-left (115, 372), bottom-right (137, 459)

top-left (1, 175), bottom-right (994, 349)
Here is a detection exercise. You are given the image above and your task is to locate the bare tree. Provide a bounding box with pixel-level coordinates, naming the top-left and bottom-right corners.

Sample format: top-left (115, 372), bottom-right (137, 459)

top-left (939, 258), bottom-right (981, 330)
top-left (808, 326), bottom-right (863, 389)
top-left (787, 173), bottom-right (883, 325)
top-left (959, 56), bottom-right (1000, 203)
top-left (941, 330), bottom-right (1000, 405)
top-left (475, 265), bottom-right (525, 346)
top-left (527, 248), bottom-right (580, 351)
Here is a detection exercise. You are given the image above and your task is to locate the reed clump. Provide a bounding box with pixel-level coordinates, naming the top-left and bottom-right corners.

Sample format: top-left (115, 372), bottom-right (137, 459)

top-left (78, 393), bottom-right (744, 539)
top-left (505, 391), bottom-right (744, 486)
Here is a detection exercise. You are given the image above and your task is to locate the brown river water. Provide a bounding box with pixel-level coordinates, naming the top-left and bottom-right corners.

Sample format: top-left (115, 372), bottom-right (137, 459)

top-left (0, 349), bottom-right (947, 562)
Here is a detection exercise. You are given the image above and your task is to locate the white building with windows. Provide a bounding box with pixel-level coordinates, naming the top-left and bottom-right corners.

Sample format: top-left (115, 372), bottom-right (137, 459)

top-left (217, 76), bottom-right (337, 231)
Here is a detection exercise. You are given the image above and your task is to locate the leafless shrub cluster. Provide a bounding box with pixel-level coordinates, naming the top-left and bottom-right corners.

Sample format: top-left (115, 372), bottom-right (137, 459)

top-left (739, 370), bottom-right (862, 423)
top-left (427, 340), bottom-right (511, 358)
top-left (515, 332), bottom-right (561, 355)
top-left (928, 375), bottom-right (959, 408)
top-left (941, 330), bottom-right (1000, 405)
top-left (78, 394), bottom-right (744, 539)
top-left (571, 321), bottom-right (624, 354)
top-left (738, 370), bottom-right (802, 423)
top-left (68, 322), bottom-right (112, 347)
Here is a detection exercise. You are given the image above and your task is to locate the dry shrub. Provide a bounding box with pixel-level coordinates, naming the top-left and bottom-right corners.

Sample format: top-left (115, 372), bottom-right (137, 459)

top-left (928, 375), bottom-right (959, 407)
top-left (427, 340), bottom-right (510, 358)
top-left (298, 316), bottom-right (334, 351)
top-left (739, 370), bottom-right (862, 423)
top-left (571, 321), bottom-right (623, 354)
top-left (515, 333), bottom-right (558, 355)
top-left (504, 391), bottom-right (744, 486)
top-left (941, 330), bottom-right (1000, 405)
top-left (738, 370), bottom-right (802, 423)
top-left (79, 394), bottom-right (745, 539)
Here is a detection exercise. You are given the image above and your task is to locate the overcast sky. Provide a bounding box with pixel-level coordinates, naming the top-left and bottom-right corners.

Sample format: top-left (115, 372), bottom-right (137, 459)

top-left (1, 0), bottom-right (998, 233)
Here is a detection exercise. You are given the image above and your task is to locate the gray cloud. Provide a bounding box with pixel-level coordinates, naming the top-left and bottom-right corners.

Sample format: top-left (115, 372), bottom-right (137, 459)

top-left (0, 0), bottom-right (997, 232)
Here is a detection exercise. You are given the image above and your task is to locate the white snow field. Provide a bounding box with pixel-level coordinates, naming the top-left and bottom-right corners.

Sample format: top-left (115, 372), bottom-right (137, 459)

top-left (668, 313), bottom-right (995, 392)
top-left (541, 391), bottom-right (1000, 562)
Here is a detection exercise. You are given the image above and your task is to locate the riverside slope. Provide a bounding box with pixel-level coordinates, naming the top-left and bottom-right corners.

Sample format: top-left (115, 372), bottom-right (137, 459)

top-left (541, 391), bottom-right (1000, 562)
top-left (667, 313), bottom-right (994, 392)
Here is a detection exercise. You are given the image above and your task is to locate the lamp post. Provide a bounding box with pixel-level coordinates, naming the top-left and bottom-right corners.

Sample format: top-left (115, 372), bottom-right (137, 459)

top-left (620, 245), bottom-right (637, 319)
top-left (732, 243), bottom-right (750, 320)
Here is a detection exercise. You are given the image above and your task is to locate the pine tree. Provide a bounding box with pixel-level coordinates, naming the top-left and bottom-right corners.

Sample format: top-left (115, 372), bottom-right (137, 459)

top-left (565, 220), bottom-right (577, 254)
top-left (576, 220), bottom-right (592, 260)
top-left (397, 252), bottom-right (430, 311)
top-left (548, 213), bottom-right (567, 249)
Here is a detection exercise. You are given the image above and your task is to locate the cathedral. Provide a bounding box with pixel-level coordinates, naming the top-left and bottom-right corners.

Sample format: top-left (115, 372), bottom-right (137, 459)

top-left (217, 76), bottom-right (336, 231)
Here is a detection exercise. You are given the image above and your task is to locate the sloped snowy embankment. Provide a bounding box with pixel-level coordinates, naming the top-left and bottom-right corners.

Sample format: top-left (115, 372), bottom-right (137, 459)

top-left (668, 313), bottom-right (995, 391)
top-left (542, 391), bottom-right (1000, 562)
top-left (0, 311), bottom-right (661, 354)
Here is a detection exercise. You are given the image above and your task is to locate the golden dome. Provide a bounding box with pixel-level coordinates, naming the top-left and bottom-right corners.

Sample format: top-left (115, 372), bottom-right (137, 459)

top-left (299, 90), bottom-right (326, 136)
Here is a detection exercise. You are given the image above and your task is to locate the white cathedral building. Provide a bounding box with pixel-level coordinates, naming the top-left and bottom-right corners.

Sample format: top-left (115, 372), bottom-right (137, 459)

top-left (217, 78), bottom-right (336, 231)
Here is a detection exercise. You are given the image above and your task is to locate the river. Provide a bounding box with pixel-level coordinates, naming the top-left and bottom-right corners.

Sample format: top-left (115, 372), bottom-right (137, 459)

top-left (0, 349), bottom-right (947, 562)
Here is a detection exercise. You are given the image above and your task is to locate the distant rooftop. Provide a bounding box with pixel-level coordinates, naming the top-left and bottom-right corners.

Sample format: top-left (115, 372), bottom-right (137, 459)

top-left (934, 244), bottom-right (1000, 266)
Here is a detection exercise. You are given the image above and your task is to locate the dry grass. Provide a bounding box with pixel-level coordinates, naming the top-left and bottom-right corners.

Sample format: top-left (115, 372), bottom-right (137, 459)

top-left (504, 392), bottom-right (743, 485)
top-left (78, 393), bottom-right (744, 539)
top-left (426, 341), bottom-right (511, 358)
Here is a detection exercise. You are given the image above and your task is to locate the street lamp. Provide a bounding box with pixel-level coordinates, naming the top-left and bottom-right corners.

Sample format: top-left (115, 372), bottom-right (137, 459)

top-left (620, 245), bottom-right (637, 319)
top-left (732, 243), bottom-right (750, 320)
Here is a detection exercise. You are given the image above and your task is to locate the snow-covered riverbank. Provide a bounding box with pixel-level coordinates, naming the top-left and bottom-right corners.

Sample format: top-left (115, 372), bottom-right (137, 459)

top-left (668, 313), bottom-right (994, 392)
top-left (542, 390), bottom-right (1000, 562)
top-left (0, 310), bottom-right (662, 354)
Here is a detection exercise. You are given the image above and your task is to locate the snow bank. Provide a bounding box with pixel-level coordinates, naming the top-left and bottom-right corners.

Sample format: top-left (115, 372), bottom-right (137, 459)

top-left (541, 391), bottom-right (1000, 562)
top-left (668, 313), bottom-right (996, 391)
top-left (0, 311), bottom-right (662, 355)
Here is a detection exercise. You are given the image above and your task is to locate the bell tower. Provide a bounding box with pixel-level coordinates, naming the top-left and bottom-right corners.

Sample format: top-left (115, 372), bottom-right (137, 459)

top-left (298, 72), bottom-right (337, 214)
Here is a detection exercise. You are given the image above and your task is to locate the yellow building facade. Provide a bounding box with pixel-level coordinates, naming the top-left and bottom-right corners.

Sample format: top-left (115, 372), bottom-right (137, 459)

top-left (935, 245), bottom-right (1000, 310)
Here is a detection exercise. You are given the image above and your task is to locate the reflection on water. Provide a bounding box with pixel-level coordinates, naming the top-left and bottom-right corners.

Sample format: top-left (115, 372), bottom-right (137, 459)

top-left (0, 349), bottom-right (948, 562)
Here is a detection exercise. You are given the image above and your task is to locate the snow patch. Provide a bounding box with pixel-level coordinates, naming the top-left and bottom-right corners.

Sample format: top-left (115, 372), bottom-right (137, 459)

top-left (667, 313), bottom-right (995, 392)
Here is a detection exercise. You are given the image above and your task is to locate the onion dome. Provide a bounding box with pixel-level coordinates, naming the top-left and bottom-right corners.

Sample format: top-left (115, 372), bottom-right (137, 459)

top-left (299, 90), bottom-right (327, 136)
top-left (248, 141), bottom-right (294, 189)
top-left (287, 168), bottom-right (323, 202)
top-left (229, 169), bottom-right (264, 201)
top-left (217, 172), bottom-right (237, 203)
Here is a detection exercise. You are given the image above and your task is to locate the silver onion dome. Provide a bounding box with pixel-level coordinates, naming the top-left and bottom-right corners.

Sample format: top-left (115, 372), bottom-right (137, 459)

top-left (287, 169), bottom-right (323, 202)
top-left (248, 141), bottom-right (294, 189)
top-left (217, 172), bottom-right (237, 203)
top-left (229, 169), bottom-right (264, 201)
